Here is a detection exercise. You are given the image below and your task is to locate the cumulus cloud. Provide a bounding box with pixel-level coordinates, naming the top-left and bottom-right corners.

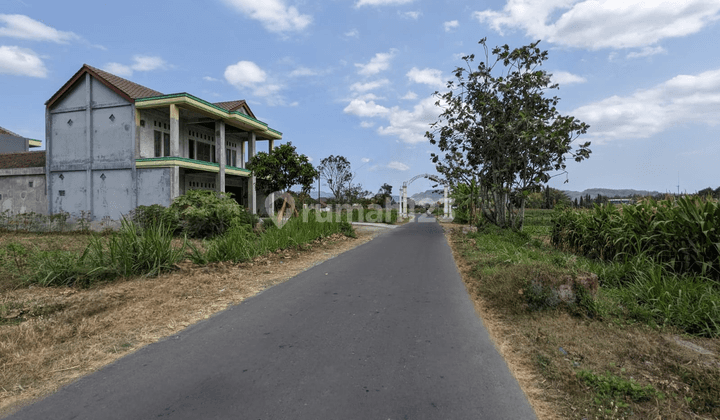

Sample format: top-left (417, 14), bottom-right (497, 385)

top-left (444, 20), bottom-right (459, 31)
top-left (401, 91), bottom-right (418, 100)
top-left (377, 96), bottom-right (440, 144)
top-left (343, 99), bottom-right (391, 117)
top-left (551, 71), bottom-right (587, 85)
top-left (103, 55), bottom-right (167, 77)
top-left (401, 11), bottom-right (422, 19)
top-left (356, 0), bottom-right (415, 7)
top-left (474, 0), bottom-right (720, 50)
top-left (344, 29), bottom-right (360, 38)
top-left (361, 157), bottom-right (371, 162)
top-left (387, 161), bottom-right (410, 171)
top-left (289, 66), bottom-right (319, 77)
top-left (0, 14), bottom-right (79, 43)
top-left (221, 0), bottom-right (312, 33)
top-left (225, 60), bottom-right (286, 105)
top-left (572, 68), bottom-right (720, 143)
top-left (350, 79), bottom-right (390, 93)
top-left (406, 67), bottom-right (444, 87)
top-left (361, 121), bottom-right (375, 128)
top-left (0, 45), bottom-right (47, 77)
top-left (355, 49), bottom-right (396, 76)
top-left (626, 46), bottom-right (667, 59)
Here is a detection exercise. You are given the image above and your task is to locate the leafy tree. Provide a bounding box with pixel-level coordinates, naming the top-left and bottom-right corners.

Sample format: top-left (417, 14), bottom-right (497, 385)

top-left (318, 155), bottom-right (353, 201)
top-left (375, 183), bottom-right (394, 204)
top-left (427, 38), bottom-right (591, 230)
top-left (247, 142), bottom-right (318, 224)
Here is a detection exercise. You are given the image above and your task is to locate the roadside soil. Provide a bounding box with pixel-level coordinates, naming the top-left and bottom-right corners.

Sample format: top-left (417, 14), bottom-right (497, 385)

top-left (441, 222), bottom-right (720, 420)
top-left (0, 227), bottom-right (383, 416)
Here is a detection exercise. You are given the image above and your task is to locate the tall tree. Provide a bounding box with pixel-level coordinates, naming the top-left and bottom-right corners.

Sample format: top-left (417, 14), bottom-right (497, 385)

top-left (426, 38), bottom-right (591, 229)
top-left (247, 142), bottom-right (318, 224)
top-left (318, 155), bottom-right (353, 201)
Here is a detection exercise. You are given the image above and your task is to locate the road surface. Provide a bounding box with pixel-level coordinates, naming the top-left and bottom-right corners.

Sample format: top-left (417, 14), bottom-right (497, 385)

top-left (6, 214), bottom-right (536, 419)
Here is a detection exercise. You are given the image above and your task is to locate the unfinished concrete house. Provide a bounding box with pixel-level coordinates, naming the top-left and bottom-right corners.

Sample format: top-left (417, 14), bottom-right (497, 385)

top-left (43, 64), bottom-right (281, 221)
top-left (0, 126), bottom-right (46, 215)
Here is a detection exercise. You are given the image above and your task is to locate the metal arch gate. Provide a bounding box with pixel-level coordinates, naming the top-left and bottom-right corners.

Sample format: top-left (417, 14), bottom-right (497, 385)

top-left (399, 174), bottom-right (451, 219)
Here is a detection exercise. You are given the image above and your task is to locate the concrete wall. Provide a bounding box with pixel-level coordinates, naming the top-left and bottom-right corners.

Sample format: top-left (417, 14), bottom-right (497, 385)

top-left (0, 168), bottom-right (47, 215)
top-left (137, 168), bottom-right (172, 207)
top-left (0, 134), bottom-right (28, 154)
top-left (47, 73), bottom-right (136, 220)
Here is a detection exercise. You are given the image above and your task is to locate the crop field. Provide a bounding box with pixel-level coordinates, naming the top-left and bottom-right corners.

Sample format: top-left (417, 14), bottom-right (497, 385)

top-left (447, 203), bottom-right (719, 419)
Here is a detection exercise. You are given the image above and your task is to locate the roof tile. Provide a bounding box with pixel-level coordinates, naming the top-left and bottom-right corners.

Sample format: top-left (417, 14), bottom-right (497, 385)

top-left (0, 151), bottom-right (45, 169)
top-left (85, 65), bottom-right (164, 99)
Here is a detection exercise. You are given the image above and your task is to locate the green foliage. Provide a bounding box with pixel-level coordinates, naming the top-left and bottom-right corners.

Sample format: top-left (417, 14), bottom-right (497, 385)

top-left (577, 369), bottom-right (661, 404)
top-left (551, 196), bottom-right (720, 281)
top-left (247, 142), bottom-right (317, 195)
top-left (130, 204), bottom-right (180, 233)
top-left (427, 38), bottom-right (590, 230)
top-left (201, 210), bottom-right (355, 263)
top-left (169, 189), bottom-right (253, 238)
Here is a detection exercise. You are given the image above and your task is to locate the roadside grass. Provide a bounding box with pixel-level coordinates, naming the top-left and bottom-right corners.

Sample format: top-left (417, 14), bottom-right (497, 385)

top-left (0, 212), bottom-right (365, 414)
top-left (448, 209), bottom-right (720, 419)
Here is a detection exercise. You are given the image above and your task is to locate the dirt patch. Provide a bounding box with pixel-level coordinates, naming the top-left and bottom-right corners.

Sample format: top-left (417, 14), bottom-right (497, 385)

top-left (440, 222), bottom-right (720, 420)
top-left (0, 228), bottom-right (382, 416)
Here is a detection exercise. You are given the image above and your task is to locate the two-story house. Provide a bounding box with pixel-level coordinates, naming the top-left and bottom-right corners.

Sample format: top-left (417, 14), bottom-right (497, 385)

top-left (43, 64), bottom-right (281, 221)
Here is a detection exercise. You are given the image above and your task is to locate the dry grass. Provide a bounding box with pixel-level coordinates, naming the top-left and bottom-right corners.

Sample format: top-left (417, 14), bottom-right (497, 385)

top-left (0, 229), bottom-right (380, 416)
top-left (441, 223), bottom-right (720, 420)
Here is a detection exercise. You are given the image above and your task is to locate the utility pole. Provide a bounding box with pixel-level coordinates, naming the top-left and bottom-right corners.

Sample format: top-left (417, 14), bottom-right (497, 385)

top-left (677, 171), bottom-right (680, 196)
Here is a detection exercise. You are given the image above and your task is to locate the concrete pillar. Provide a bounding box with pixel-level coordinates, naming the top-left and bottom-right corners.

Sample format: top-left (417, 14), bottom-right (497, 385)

top-left (443, 186), bottom-right (449, 218)
top-left (216, 120), bottom-right (226, 193)
top-left (169, 104), bottom-right (180, 156)
top-left (402, 185), bottom-right (408, 218)
top-left (85, 73), bottom-right (94, 219)
top-left (268, 139), bottom-right (275, 216)
top-left (248, 132), bottom-right (257, 214)
top-left (239, 140), bottom-right (246, 169)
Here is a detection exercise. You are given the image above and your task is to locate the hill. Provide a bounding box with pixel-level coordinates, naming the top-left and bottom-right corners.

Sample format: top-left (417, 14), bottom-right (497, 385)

top-left (562, 188), bottom-right (663, 202)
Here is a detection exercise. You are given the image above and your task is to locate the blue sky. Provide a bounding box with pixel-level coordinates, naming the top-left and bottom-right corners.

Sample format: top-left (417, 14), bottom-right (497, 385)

top-left (1, 0), bottom-right (719, 197)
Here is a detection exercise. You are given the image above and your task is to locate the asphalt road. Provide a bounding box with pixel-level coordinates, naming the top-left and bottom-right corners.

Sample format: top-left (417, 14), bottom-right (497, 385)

top-left (7, 214), bottom-right (536, 419)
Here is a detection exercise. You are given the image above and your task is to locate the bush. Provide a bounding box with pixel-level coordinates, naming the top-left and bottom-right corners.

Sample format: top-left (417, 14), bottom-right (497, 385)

top-left (169, 190), bottom-right (255, 238)
top-left (130, 204), bottom-right (180, 234)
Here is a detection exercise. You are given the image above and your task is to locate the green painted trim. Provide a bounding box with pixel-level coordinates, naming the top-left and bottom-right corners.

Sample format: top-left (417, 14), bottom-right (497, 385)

top-left (28, 139), bottom-right (42, 147)
top-left (135, 93), bottom-right (282, 138)
top-left (136, 157), bottom-right (251, 177)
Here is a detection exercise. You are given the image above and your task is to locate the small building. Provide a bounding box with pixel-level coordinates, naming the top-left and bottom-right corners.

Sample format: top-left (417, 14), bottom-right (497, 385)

top-left (0, 126), bottom-right (42, 154)
top-left (1, 64), bottom-right (282, 221)
top-left (0, 151), bottom-right (47, 215)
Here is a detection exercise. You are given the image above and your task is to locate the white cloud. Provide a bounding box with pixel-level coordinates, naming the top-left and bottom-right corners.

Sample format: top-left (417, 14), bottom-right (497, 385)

top-left (401, 11), bottom-right (422, 19)
top-left (361, 157), bottom-right (371, 162)
top-left (344, 29), bottom-right (360, 38)
top-left (103, 55), bottom-right (167, 77)
top-left (221, 0), bottom-right (312, 33)
top-left (361, 121), bottom-right (375, 128)
top-left (551, 71), bottom-right (587, 85)
top-left (377, 96), bottom-right (440, 144)
top-left (307, 156), bottom-right (314, 163)
top-left (572, 68), bottom-right (720, 143)
top-left (355, 93), bottom-right (384, 101)
top-left (289, 66), bottom-right (318, 77)
top-left (444, 20), bottom-right (459, 31)
top-left (356, 0), bottom-right (414, 7)
top-left (406, 67), bottom-right (444, 87)
top-left (474, 0), bottom-right (720, 50)
top-left (355, 50), bottom-right (396, 76)
top-left (387, 161), bottom-right (410, 171)
top-left (344, 99), bottom-right (391, 118)
top-left (0, 14), bottom-right (79, 43)
top-left (350, 79), bottom-right (390, 93)
top-left (103, 62), bottom-right (133, 77)
top-left (0, 45), bottom-right (47, 77)
top-left (203, 76), bottom-right (221, 82)
top-left (401, 91), bottom-right (418, 100)
top-left (225, 60), bottom-right (286, 105)
top-left (626, 46), bottom-right (667, 59)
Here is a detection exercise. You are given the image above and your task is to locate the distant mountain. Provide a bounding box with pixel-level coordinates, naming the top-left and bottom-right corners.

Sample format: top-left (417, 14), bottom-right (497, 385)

top-left (410, 189), bottom-right (445, 205)
top-left (562, 188), bottom-right (663, 202)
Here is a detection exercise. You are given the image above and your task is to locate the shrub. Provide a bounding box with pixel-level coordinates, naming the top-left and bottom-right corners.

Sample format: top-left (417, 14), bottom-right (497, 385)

top-left (169, 190), bottom-right (254, 238)
top-left (130, 204), bottom-right (180, 234)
